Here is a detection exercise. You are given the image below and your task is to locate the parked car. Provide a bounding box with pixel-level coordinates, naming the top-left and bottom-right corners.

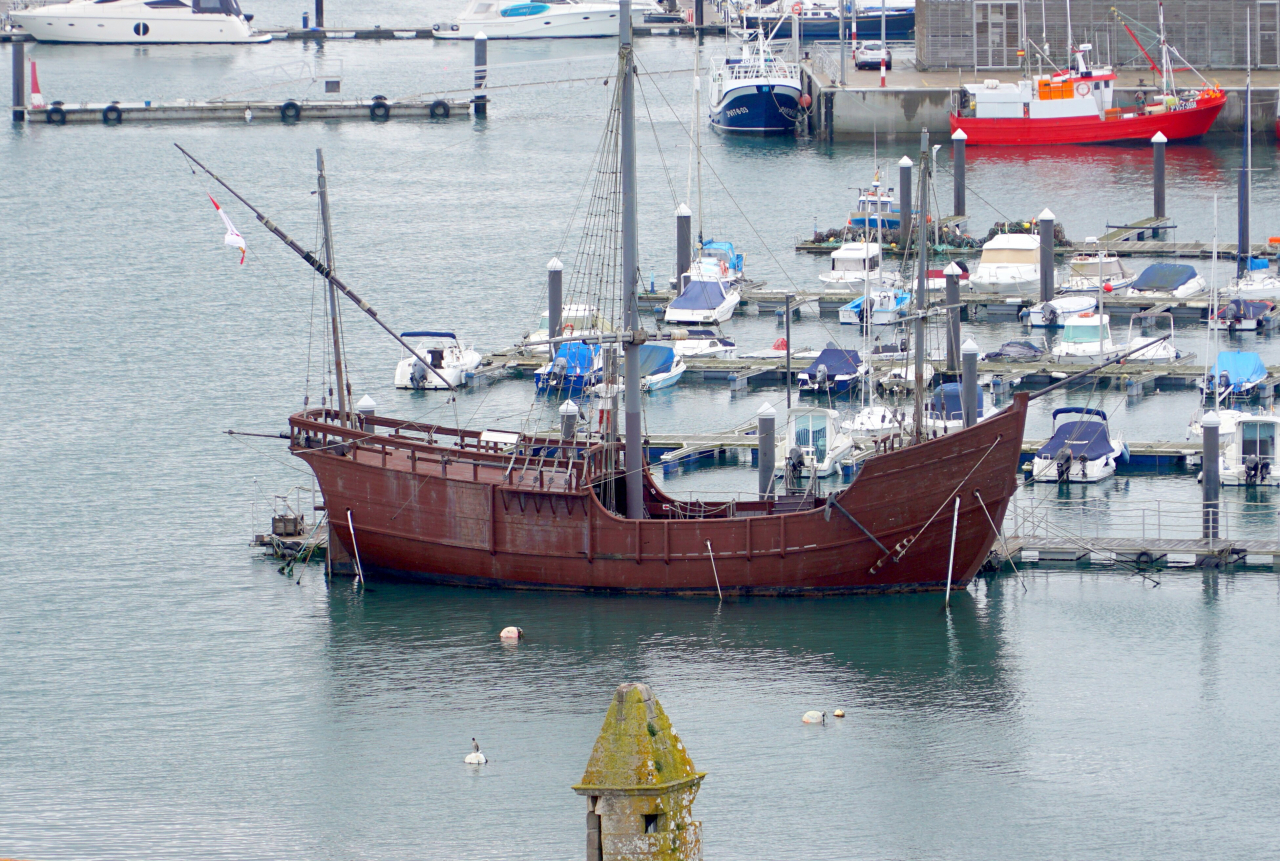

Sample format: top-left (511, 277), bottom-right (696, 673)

top-left (855, 40), bottom-right (892, 71)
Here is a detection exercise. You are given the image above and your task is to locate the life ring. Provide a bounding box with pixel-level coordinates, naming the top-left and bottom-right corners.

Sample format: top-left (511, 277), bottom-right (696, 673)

top-left (46, 106), bottom-right (66, 125)
top-left (1075, 81), bottom-right (1090, 97)
top-left (719, 259), bottom-right (729, 276)
top-left (430, 99), bottom-right (451, 118)
top-left (562, 323), bottom-right (575, 335)
top-left (1134, 90), bottom-right (1147, 107)
top-left (280, 100), bottom-right (302, 121)
top-left (370, 100), bottom-right (390, 121)
top-left (791, 2), bottom-right (802, 13)
top-left (102, 104), bottom-right (123, 125)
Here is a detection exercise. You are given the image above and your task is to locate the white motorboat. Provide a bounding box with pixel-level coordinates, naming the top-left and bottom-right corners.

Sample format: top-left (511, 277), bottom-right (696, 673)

top-left (819, 242), bottom-right (902, 289)
top-left (433, 0), bottom-right (651, 39)
top-left (1120, 263), bottom-right (1205, 299)
top-left (837, 288), bottom-right (909, 327)
top-left (523, 304), bottom-right (614, 356)
top-left (1208, 298), bottom-right (1275, 332)
top-left (1191, 409), bottom-right (1280, 486)
top-left (10, 0), bottom-right (269, 43)
top-left (1050, 311), bottom-right (1180, 364)
top-left (783, 405), bottom-right (856, 478)
top-left (670, 328), bottom-right (736, 360)
top-left (394, 331), bottom-right (482, 390)
top-left (846, 403), bottom-right (910, 440)
top-left (796, 347), bottom-right (866, 395)
top-left (1228, 265), bottom-right (1280, 301)
top-left (1197, 351), bottom-right (1268, 400)
top-left (1031, 407), bottom-right (1127, 483)
top-left (664, 275), bottom-right (740, 324)
top-left (968, 233), bottom-right (1041, 295)
top-left (1022, 294), bottom-right (1096, 327)
top-left (1061, 252), bottom-right (1136, 292)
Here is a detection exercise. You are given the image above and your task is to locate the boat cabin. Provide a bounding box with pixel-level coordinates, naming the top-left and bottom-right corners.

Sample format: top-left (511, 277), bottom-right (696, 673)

top-left (978, 234), bottom-right (1039, 266)
top-left (959, 47), bottom-right (1117, 121)
top-left (1068, 253), bottom-right (1130, 283)
top-left (829, 242), bottom-right (882, 274)
top-left (1060, 313), bottom-right (1112, 345)
top-left (786, 406), bottom-right (838, 466)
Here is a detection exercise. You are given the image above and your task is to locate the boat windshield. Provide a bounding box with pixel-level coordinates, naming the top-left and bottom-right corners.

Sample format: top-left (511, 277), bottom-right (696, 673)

top-left (1242, 421), bottom-right (1277, 461)
top-left (192, 0), bottom-right (242, 14)
top-left (1062, 321), bottom-right (1110, 343)
top-left (980, 248), bottom-right (1038, 265)
top-left (793, 414), bottom-right (828, 462)
top-left (834, 255), bottom-right (876, 272)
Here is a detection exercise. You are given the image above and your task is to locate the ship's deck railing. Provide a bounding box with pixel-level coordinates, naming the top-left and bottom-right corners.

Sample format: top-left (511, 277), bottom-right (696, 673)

top-left (1006, 492), bottom-right (1280, 546)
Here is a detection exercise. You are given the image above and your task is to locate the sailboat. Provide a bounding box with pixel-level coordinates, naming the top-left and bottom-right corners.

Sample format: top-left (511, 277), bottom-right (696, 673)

top-left (177, 3), bottom-right (1030, 596)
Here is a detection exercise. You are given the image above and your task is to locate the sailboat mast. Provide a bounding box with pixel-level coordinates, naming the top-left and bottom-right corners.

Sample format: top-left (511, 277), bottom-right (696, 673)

top-left (316, 149), bottom-right (348, 428)
top-left (694, 37), bottom-right (704, 246)
top-left (620, 0), bottom-right (645, 520)
top-left (1158, 0), bottom-right (1171, 95)
top-left (912, 129), bottom-right (928, 443)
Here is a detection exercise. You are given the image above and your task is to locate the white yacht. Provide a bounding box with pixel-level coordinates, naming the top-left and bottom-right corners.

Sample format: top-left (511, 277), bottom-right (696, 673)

top-left (433, 0), bottom-right (651, 39)
top-left (523, 304), bottom-right (614, 356)
top-left (1031, 407), bottom-right (1127, 483)
top-left (664, 275), bottom-right (740, 325)
top-left (968, 234), bottom-right (1041, 295)
top-left (1229, 265), bottom-right (1280, 301)
top-left (1120, 263), bottom-right (1205, 299)
top-left (1023, 295), bottom-right (1096, 327)
top-left (1062, 252), bottom-right (1137, 292)
top-left (819, 242), bottom-right (902, 290)
top-left (394, 331), bottom-right (483, 390)
top-left (10, 0), bottom-right (269, 43)
top-left (1192, 409), bottom-right (1280, 486)
top-left (670, 328), bottom-right (737, 360)
top-left (1051, 312), bottom-right (1179, 364)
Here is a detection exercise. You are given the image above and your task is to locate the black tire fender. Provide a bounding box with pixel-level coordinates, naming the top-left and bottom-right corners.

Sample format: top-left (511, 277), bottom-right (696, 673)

top-left (280, 100), bottom-right (302, 121)
top-left (47, 106), bottom-right (67, 125)
top-left (1135, 551), bottom-right (1155, 568)
top-left (102, 104), bottom-right (123, 124)
top-left (430, 99), bottom-right (450, 118)
top-left (370, 100), bottom-right (390, 121)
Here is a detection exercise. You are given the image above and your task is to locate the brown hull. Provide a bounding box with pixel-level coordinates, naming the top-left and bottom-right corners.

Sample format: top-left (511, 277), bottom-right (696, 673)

top-left (290, 393), bottom-right (1027, 595)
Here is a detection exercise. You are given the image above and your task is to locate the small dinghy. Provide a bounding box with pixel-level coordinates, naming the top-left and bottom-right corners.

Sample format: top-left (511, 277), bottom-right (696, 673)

top-left (637, 344), bottom-right (686, 392)
top-left (1032, 407), bottom-right (1127, 483)
top-left (534, 342), bottom-right (602, 394)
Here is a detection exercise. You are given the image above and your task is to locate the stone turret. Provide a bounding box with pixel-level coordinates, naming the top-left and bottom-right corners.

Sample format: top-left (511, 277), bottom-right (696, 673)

top-left (573, 683), bottom-right (705, 861)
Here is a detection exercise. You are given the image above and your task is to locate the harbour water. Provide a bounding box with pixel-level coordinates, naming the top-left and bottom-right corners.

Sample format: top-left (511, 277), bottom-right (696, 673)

top-left (4, 11), bottom-right (1280, 858)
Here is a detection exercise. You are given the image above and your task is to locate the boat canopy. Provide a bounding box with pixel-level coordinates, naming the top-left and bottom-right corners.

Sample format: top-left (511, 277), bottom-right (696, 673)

top-left (1215, 299), bottom-right (1273, 320)
top-left (554, 342), bottom-right (599, 375)
top-left (668, 279), bottom-right (730, 311)
top-left (1062, 316), bottom-right (1111, 343)
top-left (1038, 408), bottom-right (1114, 460)
top-left (636, 344), bottom-right (676, 377)
top-left (1068, 254), bottom-right (1127, 279)
top-left (930, 383), bottom-right (984, 420)
top-left (701, 241), bottom-right (743, 272)
top-left (803, 348), bottom-right (862, 377)
top-left (983, 339), bottom-right (1045, 360)
top-left (1212, 352), bottom-right (1267, 388)
top-left (1129, 263), bottom-right (1197, 292)
top-left (841, 290), bottom-right (908, 314)
top-left (979, 234), bottom-right (1039, 264)
top-left (401, 330), bottom-right (457, 339)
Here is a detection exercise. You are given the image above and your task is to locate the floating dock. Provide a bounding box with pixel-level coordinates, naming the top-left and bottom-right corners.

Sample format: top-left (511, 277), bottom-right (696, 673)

top-left (30, 96), bottom-right (473, 125)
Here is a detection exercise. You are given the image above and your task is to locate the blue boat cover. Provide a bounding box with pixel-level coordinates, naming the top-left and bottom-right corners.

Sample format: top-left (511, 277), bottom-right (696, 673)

top-left (1249, 256), bottom-right (1271, 271)
top-left (401, 330), bottom-right (456, 339)
top-left (1130, 263), bottom-right (1197, 292)
top-left (668, 279), bottom-right (729, 311)
top-left (1038, 412), bottom-right (1115, 461)
top-left (1212, 351), bottom-right (1267, 388)
top-left (803, 348), bottom-right (861, 377)
top-left (702, 241), bottom-right (744, 273)
top-left (1217, 299), bottom-right (1273, 320)
top-left (636, 344), bottom-right (675, 377)
top-left (840, 291), bottom-right (909, 314)
top-left (555, 342), bottom-right (599, 375)
top-left (930, 383), bottom-right (984, 420)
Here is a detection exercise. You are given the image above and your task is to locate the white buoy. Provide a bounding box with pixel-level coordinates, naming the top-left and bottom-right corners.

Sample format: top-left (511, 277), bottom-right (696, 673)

top-left (833, 709), bottom-right (845, 718)
top-left (464, 737), bottom-right (487, 764)
top-left (802, 710), bottom-right (826, 724)
top-left (499, 626), bottom-right (523, 642)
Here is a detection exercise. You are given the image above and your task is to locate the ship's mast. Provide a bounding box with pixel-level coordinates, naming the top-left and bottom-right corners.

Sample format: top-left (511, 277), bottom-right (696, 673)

top-left (316, 149), bottom-right (348, 428)
top-left (912, 128), bottom-right (928, 443)
top-left (1158, 0), bottom-right (1171, 96)
top-left (694, 36), bottom-right (704, 248)
top-left (620, 0), bottom-right (645, 520)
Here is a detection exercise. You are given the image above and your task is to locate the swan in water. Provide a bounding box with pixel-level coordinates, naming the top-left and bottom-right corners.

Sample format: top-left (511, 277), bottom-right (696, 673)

top-left (464, 738), bottom-right (487, 765)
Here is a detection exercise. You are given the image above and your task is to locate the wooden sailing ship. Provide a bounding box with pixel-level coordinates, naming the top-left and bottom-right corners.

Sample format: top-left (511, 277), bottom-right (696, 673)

top-left (182, 0), bottom-right (1032, 596)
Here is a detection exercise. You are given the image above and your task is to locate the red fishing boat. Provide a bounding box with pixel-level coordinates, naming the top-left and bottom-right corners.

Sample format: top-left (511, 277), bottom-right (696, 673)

top-left (951, 3), bottom-right (1224, 146)
top-left (180, 2), bottom-right (1036, 597)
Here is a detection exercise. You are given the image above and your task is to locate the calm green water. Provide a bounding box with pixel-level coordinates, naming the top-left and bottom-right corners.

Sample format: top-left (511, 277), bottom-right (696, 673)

top-left (4, 10), bottom-right (1280, 858)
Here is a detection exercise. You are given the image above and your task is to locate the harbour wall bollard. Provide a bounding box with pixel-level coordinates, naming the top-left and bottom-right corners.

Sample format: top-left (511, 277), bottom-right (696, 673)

top-left (11, 40), bottom-right (24, 123)
top-left (473, 32), bottom-right (488, 117)
top-left (961, 339), bottom-right (979, 428)
top-left (951, 128), bottom-right (966, 218)
top-left (1202, 412), bottom-right (1220, 541)
top-left (757, 402), bottom-right (776, 500)
top-left (1038, 209), bottom-right (1055, 304)
top-left (944, 261), bottom-right (962, 372)
top-left (1151, 131), bottom-right (1166, 220)
top-left (547, 257), bottom-right (563, 339)
top-left (572, 683), bottom-right (705, 861)
top-left (675, 203), bottom-right (691, 291)
top-left (898, 156), bottom-right (913, 245)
